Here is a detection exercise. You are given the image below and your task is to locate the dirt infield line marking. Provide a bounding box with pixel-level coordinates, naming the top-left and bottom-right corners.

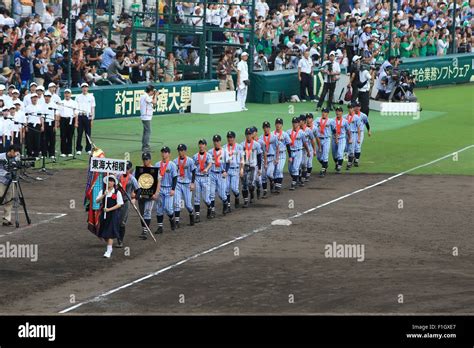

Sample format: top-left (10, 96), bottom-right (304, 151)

top-left (0, 213), bottom-right (67, 238)
top-left (59, 144), bottom-right (473, 314)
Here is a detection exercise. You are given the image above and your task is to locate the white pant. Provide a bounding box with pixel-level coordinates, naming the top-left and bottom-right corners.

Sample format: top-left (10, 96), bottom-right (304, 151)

top-left (237, 86), bottom-right (248, 109)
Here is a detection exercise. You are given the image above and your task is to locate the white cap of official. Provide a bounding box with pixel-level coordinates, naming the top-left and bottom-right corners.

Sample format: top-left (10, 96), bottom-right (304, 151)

top-left (80, 82), bottom-right (89, 88)
top-left (64, 88), bottom-right (72, 93)
top-left (44, 91), bottom-right (52, 97)
top-left (48, 82), bottom-right (56, 88)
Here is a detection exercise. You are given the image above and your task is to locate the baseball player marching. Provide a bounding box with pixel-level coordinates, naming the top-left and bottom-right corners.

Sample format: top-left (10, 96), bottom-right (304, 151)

top-left (330, 107), bottom-right (352, 173)
top-left (305, 113), bottom-right (320, 180)
top-left (260, 121), bottom-right (279, 198)
top-left (208, 135), bottom-right (229, 217)
top-left (315, 108), bottom-right (331, 177)
top-left (241, 127), bottom-right (263, 207)
top-left (344, 103), bottom-right (361, 170)
top-left (155, 146), bottom-right (178, 233)
top-left (193, 139), bottom-right (213, 222)
top-left (353, 101), bottom-right (371, 167)
top-left (138, 152), bottom-right (159, 240)
top-left (273, 118), bottom-right (290, 193)
top-left (173, 144), bottom-right (196, 228)
top-left (224, 131), bottom-right (244, 210)
top-left (299, 114), bottom-right (317, 183)
top-left (287, 117), bottom-right (310, 190)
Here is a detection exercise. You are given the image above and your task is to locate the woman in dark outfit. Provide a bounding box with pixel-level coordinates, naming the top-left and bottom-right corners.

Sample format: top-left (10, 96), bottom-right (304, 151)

top-left (96, 175), bottom-right (124, 258)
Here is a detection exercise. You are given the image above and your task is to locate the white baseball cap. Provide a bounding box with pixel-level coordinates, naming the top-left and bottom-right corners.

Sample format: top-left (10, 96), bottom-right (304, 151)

top-left (352, 55), bottom-right (362, 62)
top-left (80, 82), bottom-right (89, 88)
top-left (64, 88), bottom-right (72, 93)
top-left (0, 84), bottom-right (5, 91)
top-left (241, 52), bottom-right (249, 57)
top-left (329, 51), bottom-right (336, 56)
top-left (37, 86), bottom-right (45, 91)
top-left (30, 93), bottom-right (38, 98)
top-left (48, 82), bottom-right (56, 88)
top-left (44, 91), bottom-right (52, 97)
top-left (12, 89), bottom-right (19, 94)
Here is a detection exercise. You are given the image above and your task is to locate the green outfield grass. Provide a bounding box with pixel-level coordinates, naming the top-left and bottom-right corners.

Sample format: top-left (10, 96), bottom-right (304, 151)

top-left (57, 84), bottom-right (474, 175)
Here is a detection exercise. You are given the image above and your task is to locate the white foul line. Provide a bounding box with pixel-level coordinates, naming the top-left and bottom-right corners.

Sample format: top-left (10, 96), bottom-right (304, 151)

top-left (59, 145), bottom-right (474, 314)
top-left (0, 213), bottom-right (67, 238)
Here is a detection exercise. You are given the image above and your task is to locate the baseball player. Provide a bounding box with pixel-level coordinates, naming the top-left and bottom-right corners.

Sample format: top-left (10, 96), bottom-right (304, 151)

top-left (287, 117), bottom-right (310, 190)
top-left (241, 127), bottom-right (262, 207)
top-left (173, 144), bottom-right (196, 228)
top-left (224, 131), bottom-right (244, 210)
top-left (353, 101), bottom-right (371, 167)
top-left (193, 139), bottom-right (213, 222)
top-left (251, 126), bottom-right (264, 200)
top-left (155, 146), bottom-right (178, 233)
top-left (330, 107), bottom-right (352, 173)
top-left (315, 108), bottom-right (331, 177)
top-left (299, 114), bottom-right (317, 183)
top-left (208, 134), bottom-right (229, 217)
top-left (344, 103), bottom-right (361, 170)
top-left (305, 113), bottom-right (320, 180)
top-left (137, 152), bottom-right (159, 240)
top-left (260, 121), bottom-right (279, 198)
top-left (273, 118), bottom-right (291, 193)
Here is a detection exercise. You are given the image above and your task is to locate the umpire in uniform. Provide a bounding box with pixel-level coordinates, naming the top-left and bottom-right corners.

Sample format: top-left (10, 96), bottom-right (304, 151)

top-left (298, 49), bottom-right (315, 102)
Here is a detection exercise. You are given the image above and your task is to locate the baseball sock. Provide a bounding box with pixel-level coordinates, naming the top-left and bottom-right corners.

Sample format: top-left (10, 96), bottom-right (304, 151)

top-left (157, 215), bottom-right (164, 227)
top-left (250, 188), bottom-right (255, 200)
top-left (262, 182), bottom-right (267, 193)
top-left (194, 205), bottom-right (200, 216)
top-left (227, 194), bottom-right (231, 205)
top-left (243, 190), bottom-right (249, 202)
top-left (307, 167), bottom-right (312, 177)
top-left (211, 200), bottom-right (215, 211)
top-left (174, 211), bottom-right (180, 222)
top-left (107, 245), bottom-right (112, 253)
top-left (355, 152), bottom-right (360, 160)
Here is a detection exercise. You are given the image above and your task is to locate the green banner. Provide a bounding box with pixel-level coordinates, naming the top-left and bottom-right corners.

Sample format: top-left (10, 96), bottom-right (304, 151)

top-left (398, 53), bottom-right (474, 87)
top-left (67, 80), bottom-right (218, 119)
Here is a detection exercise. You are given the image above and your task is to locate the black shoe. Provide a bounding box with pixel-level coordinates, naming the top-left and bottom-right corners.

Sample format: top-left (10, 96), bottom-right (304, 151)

top-left (155, 226), bottom-right (163, 235)
top-left (116, 240), bottom-right (123, 248)
top-left (195, 215), bottom-right (201, 223)
top-left (319, 170), bottom-right (325, 178)
top-left (170, 219), bottom-right (176, 231)
top-left (190, 215), bottom-right (195, 226)
top-left (207, 208), bottom-right (212, 219)
top-left (262, 190), bottom-right (268, 199)
top-left (222, 205), bottom-right (227, 216)
top-left (243, 201), bottom-right (249, 208)
top-left (2, 220), bottom-right (12, 226)
top-left (289, 183), bottom-right (296, 191)
top-left (274, 187), bottom-right (280, 194)
top-left (140, 229), bottom-right (148, 239)
top-left (298, 181), bottom-right (305, 187)
top-left (235, 198), bottom-right (240, 208)
top-left (250, 198), bottom-right (255, 204)
top-left (226, 205), bottom-right (231, 214)
top-left (335, 166), bottom-right (342, 174)
top-left (256, 190), bottom-right (261, 199)
top-left (354, 161), bottom-right (359, 167)
top-left (175, 221), bottom-right (180, 229)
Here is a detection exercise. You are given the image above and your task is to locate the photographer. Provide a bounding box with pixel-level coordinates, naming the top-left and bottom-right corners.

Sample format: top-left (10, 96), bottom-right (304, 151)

top-left (140, 85), bottom-right (158, 153)
top-left (0, 144), bottom-right (21, 226)
top-left (358, 63), bottom-right (373, 116)
top-left (316, 51), bottom-right (340, 111)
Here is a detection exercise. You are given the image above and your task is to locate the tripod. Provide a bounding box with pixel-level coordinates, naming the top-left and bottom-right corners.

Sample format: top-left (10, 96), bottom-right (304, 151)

top-left (0, 169), bottom-right (31, 228)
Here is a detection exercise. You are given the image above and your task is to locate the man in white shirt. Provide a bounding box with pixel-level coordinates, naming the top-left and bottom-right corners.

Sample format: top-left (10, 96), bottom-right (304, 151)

top-left (358, 24), bottom-right (372, 53)
top-left (23, 82), bottom-right (38, 108)
top-left (10, 90), bottom-right (23, 110)
top-left (41, 92), bottom-right (59, 160)
top-left (24, 93), bottom-right (44, 158)
top-left (316, 51), bottom-right (341, 111)
top-left (236, 52), bottom-right (249, 111)
top-left (256, 0), bottom-right (269, 18)
top-left (75, 83), bottom-right (95, 155)
top-left (140, 85), bottom-right (158, 153)
top-left (298, 50), bottom-right (315, 102)
top-left (13, 101), bottom-right (26, 146)
top-left (75, 13), bottom-right (90, 41)
top-left (42, 6), bottom-right (55, 30)
top-left (358, 63), bottom-right (373, 116)
top-left (47, 82), bottom-right (62, 104)
top-left (59, 89), bottom-right (78, 157)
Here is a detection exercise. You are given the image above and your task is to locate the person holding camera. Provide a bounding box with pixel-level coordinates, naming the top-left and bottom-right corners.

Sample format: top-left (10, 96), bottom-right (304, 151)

top-left (0, 144), bottom-right (21, 226)
top-left (236, 52), bottom-right (249, 111)
top-left (358, 63), bottom-right (373, 116)
top-left (316, 51), bottom-right (340, 111)
top-left (140, 85), bottom-right (158, 153)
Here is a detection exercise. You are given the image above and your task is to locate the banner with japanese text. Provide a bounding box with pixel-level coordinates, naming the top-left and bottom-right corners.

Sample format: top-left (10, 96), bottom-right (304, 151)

top-left (400, 53), bottom-right (474, 87)
top-left (66, 80), bottom-right (218, 120)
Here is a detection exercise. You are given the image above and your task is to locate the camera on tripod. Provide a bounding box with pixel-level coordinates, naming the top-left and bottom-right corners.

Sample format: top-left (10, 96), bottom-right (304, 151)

top-left (0, 157), bottom-right (36, 172)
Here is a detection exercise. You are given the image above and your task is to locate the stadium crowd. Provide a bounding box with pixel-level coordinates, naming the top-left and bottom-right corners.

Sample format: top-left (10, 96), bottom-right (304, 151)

top-left (0, 0), bottom-right (472, 90)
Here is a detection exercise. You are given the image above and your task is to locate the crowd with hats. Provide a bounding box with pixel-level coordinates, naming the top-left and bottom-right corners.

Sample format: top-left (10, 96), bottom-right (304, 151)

top-left (0, 79), bottom-right (95, 160)
top-left (93, 103), bottom-right (371, 257)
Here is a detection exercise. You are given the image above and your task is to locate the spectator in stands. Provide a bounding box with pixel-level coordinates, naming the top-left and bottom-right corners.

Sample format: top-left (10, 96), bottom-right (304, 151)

top-left (101, 40), bottom-right (117, 70)
top-left (107, 52), bottom-right (130, 85)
